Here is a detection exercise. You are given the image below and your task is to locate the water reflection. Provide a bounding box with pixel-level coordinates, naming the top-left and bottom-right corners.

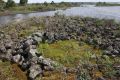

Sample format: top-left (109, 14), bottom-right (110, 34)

top-left (1, 5), bottom-right (120, 25)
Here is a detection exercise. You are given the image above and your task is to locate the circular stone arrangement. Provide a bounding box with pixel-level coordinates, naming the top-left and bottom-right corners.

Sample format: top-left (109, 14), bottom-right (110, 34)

top-left (0, 15), bottom-right (120, 80)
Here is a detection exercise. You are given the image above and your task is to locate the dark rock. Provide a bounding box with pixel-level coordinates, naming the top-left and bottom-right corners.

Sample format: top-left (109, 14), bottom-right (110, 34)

top-left (46, 32), bottom-right (55, 43)
top-left (115, 70), bottom-right (120, 77)
top-left (0, 45), bottom-right (6, 53)
top-left (29, 49), bottom-right (38, 57)
top-left (112, 49), bottom-right (119, 55)
top-left (30, 57), bottom-right (39, 65)
top-left (12, 54), bottom-right (21, 63)
top-left (32, 32), bottom-right (43, 37)
top-left (38, 56), bottom-right (54, 70)
top-left (5, 41), bottom-right (13, 49)
top-left (32, 32), bottom-right (43, 43)
top-left (5, 49), bottom-right (13, 61)
top-left (0, 31), bottom-right (5, 39)
top-left (86, 37), bottom-right (94, 45)
top-left (107, 46), bottom-right (113, 52)
top-left (24, 39), bottom-right (34, 46)
top-left (29, 65), bottom-right (43, 79)
top-left (97, 77), bottom-right (106, 80)
top-left (116, 38), bottom-right (120, 41)
top-left (103, 50), bottom-right (112, 55)
top-left (21, 61), bottom-right (30, 70)
top-left (18, 56), bottom-right (25, 65)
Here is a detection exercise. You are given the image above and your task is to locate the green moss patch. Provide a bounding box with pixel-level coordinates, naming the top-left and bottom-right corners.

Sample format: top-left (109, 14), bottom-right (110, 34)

top-left (37, 40), bottom-right (101, 67)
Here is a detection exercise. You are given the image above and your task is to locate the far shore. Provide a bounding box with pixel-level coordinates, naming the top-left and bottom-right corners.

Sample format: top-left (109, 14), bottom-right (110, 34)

top-left (0, 2), bottom-right (80, 16)
top-left (0, 8), bottom-right (67, 16)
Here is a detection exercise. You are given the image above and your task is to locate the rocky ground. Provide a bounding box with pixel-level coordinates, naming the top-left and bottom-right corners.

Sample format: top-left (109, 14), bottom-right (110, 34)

top-left (0, 14), bottom-right (120, 80)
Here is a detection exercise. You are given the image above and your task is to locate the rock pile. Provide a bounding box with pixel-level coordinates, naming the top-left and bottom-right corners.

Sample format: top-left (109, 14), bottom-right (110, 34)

top-left (0, 15), bottom-right (120, 80)
top-left (0, 32), bottom-right (59, 80)
top-left (43, 16), bottom-right (120, 56)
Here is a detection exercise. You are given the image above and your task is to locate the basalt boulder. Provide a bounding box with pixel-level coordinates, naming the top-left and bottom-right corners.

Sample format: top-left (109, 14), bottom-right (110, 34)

top-left (28, 64), bottom-right (43, 80)
top-left (4, 41), bottom-right (13, 49)
top-left (0, 45), bottom-right (6, 53)
top-left (12, 54), bottom-right (21, 63)
top-left (31, 32), bottom-right (44, 43)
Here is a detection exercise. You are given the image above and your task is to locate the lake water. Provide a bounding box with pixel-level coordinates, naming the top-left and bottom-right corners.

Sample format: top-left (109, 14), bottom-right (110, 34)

top-left (1, 5), bottom-right (120, 25)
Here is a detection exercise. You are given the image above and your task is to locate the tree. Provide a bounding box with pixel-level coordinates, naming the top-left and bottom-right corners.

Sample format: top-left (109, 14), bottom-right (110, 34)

top-left (51, 1), bottom-right (55, 5)
top-left (0, 0), bottom-right (5, 10)
top-left (19, 0), bottom-right (28, 5)
top-left (44, 1), bottom-right (48, 6)
top-left (5, 0), bottom-right (16, 8)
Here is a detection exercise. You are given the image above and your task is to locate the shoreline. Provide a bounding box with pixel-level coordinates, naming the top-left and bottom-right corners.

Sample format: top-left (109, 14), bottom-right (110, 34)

top-left (0, 7), bottom-right (70, 16)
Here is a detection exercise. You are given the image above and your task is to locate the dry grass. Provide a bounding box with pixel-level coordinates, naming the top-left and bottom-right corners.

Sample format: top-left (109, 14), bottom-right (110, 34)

top-left (36, 71), bottom-right (76, 80)
top-left (0, 61), bottom-right (28, 80)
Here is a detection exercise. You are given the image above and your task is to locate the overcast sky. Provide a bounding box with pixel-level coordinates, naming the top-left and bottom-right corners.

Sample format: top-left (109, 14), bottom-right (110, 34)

top-left (4, 0), bottom-right (120, 3)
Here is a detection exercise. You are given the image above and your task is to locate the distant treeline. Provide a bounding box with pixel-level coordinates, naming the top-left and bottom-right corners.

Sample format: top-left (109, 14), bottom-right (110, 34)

top-left (0, 0), bottom-right (80, 11)
top-left (96, 2), bottom-right (120, 6)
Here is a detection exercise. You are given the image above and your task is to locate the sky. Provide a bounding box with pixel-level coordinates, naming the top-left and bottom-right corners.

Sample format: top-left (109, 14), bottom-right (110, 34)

top-left (4, 0), bottom-right (120, 3)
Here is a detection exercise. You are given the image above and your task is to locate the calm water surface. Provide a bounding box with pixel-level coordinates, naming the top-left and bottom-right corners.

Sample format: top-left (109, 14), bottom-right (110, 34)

top-left (1, 5), bottom-right (120, 25)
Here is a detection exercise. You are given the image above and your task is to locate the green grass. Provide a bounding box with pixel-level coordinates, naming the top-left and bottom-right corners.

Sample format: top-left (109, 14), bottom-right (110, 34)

top-left (1, 18), bottom-right (44, 39)
top-left (0, 3), bottom-right (78, 15)
top-left (96, 2), bottom-right (120, 6)
top-left (37, 40), bottom-right (101, 67)
top-left (0, 40), bottom-right (118, 80)
top-left (37, 40), bottom-right (120, 79)
top-left (11, 3), bottom-right (78, 12)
